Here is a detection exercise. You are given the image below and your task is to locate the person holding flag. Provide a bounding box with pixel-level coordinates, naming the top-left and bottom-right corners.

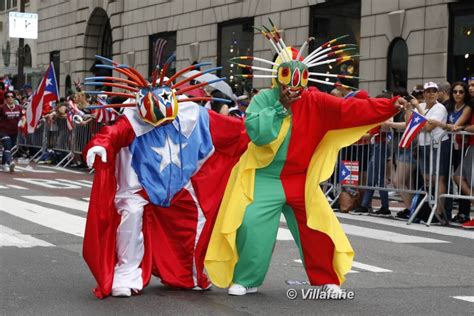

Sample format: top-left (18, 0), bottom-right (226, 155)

top-left (205, 20), bottom-right (405, 297)
top-left (26, 62), bottom-right (59, 134)
top-left (411, 82), bottom-right (450, 224)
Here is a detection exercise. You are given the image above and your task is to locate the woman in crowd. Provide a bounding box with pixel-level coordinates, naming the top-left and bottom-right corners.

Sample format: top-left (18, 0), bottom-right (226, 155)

top-left (416, 82), bottom-right (450, 224)
top-left (390, 88), bottom-right (423, 219)
top-left (443, 82), bottom-right (472, 224)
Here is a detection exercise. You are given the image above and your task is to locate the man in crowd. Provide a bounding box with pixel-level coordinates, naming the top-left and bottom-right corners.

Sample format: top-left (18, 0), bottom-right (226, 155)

top-left (0, 91), bottom-right (23, 172)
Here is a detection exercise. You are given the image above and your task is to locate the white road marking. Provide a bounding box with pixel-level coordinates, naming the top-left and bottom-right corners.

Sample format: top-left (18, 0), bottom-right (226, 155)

top-left (351, 261), bottom-right (392, 273)
top-left (0, 225), bottom-right (54, 248)
top-left (278, 224), bottom-right (449, 244)
top-left (452, 296), bottom-right (474, 303)
top-left (0, 197), bottom-right (85, 237)
top-left (56, 179), bottom-right (92, 188)
top-left (82, 197), bottom-right (90, 202)
top-left (0, 185), bottom-right (8, 189)
top-left (292, 259), bottom-right (389, 273)
top-left (15, 166), bottom-right (55, 173)
top-left (336, 213), bottom-right (473, 240)
top-left (35, 165), bottom-right (85, 174)
top-left (6, 185), bottom-right (27, 189)
top-left (342, 223), bottom-right (450, 244)
top-left (14, 178), bottom-right (85, 189)
top-left (277, 227), bottom-right (294, 240)
top-left (22, 196), bottom-right (89, 213)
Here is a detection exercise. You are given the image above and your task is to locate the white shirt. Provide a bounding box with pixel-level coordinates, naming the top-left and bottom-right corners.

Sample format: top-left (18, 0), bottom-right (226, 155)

top-left (418, 102), bottom-right (448, 146)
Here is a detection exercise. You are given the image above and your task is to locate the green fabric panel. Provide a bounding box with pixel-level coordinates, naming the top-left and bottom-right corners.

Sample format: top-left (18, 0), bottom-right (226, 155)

top-left (245, 88), bottom-right (289, 146)
top-left (282, 205), bottom-right (305, 266)
top-left (233, 124), bottom-right (292, 287)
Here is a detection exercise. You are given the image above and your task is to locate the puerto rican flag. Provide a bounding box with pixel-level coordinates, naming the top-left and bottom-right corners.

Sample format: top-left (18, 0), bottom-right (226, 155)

top-left (3, 76), bottom-right (12, 90)
top-left (399, 111), bottom-right (427, 149)
top-left (339, 160), bottom-right (359, 185)
top-left (93, 97), bottom-right (119, 123)
top-left (26, 62), bottom-right (59, 133)
top-left (65, 110), bottom-right (74, 130)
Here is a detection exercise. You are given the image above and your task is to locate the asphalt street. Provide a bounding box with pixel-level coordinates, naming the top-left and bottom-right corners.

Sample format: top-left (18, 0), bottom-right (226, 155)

top-left (1, 163), bottom-right (473, 315)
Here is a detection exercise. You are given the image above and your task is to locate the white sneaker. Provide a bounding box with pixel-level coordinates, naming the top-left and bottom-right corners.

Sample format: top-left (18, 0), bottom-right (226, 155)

top-left (111, 287), bottom-right (132, 297)
top-left (3, 164), bottom-right (9, 172)
top-left (321, 284), bottom-right (344, 299)
top-left (192, 283), bottom-right (213, 291)
top-left (228, 283), bottom-right (258, 296)
top-left (9, 162), bottom-right (15, 172)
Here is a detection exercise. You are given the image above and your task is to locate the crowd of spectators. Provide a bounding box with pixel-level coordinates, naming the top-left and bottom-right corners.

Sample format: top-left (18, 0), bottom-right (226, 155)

top-left (1, 74), bottom-right (473, 228)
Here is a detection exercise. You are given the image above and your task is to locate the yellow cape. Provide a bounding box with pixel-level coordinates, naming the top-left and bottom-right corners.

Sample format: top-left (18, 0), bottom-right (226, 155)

top-left (205, 115), bottom-right (379, 287)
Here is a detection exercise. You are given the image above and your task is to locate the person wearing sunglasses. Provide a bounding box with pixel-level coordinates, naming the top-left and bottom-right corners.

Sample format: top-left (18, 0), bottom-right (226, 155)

top-left (432, 82), bottom-right (472, 224)
top-left (0, 92), bottom-right (23, 172)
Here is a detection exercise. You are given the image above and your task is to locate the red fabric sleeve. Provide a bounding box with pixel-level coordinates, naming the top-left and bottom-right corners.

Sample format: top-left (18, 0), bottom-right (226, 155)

top-left (82, 116), bottom-right (135, 170)
top-left (311, 91), bottom-right (399, 131)
top-left (207, 109), bottom-right (250, 156)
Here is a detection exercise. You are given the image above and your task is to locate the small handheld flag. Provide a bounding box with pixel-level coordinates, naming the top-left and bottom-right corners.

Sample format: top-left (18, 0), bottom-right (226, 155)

top-left (398, 111), bottom-right (427, 149)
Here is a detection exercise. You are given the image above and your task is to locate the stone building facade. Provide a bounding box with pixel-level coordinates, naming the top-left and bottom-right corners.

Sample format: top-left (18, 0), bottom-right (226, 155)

top-left (0, 0), bottom-right (472, 97)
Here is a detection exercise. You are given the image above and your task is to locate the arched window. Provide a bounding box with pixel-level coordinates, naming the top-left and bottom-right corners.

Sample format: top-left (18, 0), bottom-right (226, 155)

top-left (387, 38), bottom-right (408, 91)
top-left (24, 44), bottom-right (32, 67)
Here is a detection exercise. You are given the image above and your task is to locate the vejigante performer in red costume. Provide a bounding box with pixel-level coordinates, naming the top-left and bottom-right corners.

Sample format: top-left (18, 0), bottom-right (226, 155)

top-left (205, 19), bottom-right (407, 297)
top-left (82, 55), bottom-right (248, 298)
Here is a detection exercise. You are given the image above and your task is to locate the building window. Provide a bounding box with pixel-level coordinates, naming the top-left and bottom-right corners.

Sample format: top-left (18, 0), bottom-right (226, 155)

top-left (0, 1), bottom-right (5, 11)
top-left (386, 38), bottom-right (408, 91)
top-left (309, 0), bottom-right (361, 91)
top-left (24, 44), bottom-right (31, 67)
top-left (49, 50), bottom-right (60, 85)
top-left (448, 2), bottom-right (474, 82)
top-left (149, 32), bottom-right (176, 79)
top-left (6, 0), bottom-right (11, 10)
top-left (218, 18), bottom-right (254, 96)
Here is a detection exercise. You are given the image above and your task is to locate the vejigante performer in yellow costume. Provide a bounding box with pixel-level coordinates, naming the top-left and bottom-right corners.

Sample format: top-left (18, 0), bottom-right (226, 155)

top-left (205, 19), bottom-right (406, 297)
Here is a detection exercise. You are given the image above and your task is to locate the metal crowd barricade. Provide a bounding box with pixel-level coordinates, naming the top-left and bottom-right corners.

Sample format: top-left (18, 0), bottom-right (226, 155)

top-left (15, 117), bottom-right (104, 169)
top-left (333, 128), bottom-right (473, 227)
top-left (52, 117), bottom-right (74, 167)
top-left (335, 130), bottom-right (430, 222)
top-left (427, 130), bottom-right (474, 226)
top-left (16, 118), bottom-right (48, 161)
top-left (71, 120), bottom-right (102, 158)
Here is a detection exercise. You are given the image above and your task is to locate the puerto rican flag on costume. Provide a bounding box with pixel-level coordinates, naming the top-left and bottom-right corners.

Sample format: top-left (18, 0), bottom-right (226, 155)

top-left (399, 111), bottom-right (427, 149)
top-left (93, 98), bottom-right (119, 123)
top-left (26, 62), bottom-right (59, 133)
top-left (83, 100), bottom-right (249, 298)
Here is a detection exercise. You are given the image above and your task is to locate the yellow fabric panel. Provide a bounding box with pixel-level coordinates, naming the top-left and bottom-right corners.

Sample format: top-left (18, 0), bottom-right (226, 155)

top-left (205, 116), bottom-right (291, 288)
top-left (305, 124), bottom-right (379, 284)
top-left (205, 111), bottom-right (379, 287)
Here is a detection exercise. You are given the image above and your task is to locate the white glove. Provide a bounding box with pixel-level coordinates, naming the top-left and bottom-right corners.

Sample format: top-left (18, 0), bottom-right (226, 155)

top-left (86, 146), bottom-right (107, 168)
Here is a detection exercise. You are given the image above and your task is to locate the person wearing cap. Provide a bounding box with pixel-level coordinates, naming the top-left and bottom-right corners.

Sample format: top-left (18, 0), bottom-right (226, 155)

top-left (22, 84), bottom-right (33, 98)
top-left (411, 82), bottom-right (450, 223)
top-left (0, 91), bottom-right (23, 172)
